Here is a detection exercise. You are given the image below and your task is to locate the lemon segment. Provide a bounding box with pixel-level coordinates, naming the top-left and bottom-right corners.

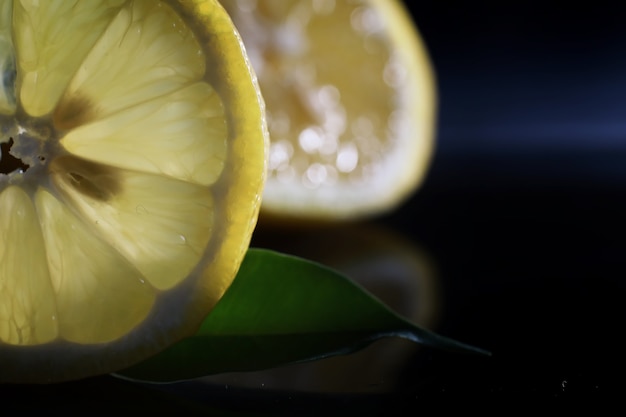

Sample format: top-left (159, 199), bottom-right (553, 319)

top-left (0, 186), bottom-right (56, 345)
top-left (61, 82), bottom-right (226, 186)
top-left (49, 160), bottom-right (214, 291)
top-left (54, 0), bottom-right (206, 130)
top-left (0, 0), bottom-right (15, 115)
top-left (14, 0), bottom-right (127, 118)
top-left (35, 189), bottom-right (156, 344)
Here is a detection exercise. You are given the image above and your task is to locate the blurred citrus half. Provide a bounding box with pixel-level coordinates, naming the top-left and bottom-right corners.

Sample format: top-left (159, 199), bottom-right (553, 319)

top-left (0, 0), bottom-right (267, 383)
top-left (221, 0), bottom-right (436, 222)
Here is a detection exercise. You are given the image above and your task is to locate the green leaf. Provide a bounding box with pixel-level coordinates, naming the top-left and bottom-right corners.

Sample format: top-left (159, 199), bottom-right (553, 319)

top-left (116, 248), bottom-right (489, 383)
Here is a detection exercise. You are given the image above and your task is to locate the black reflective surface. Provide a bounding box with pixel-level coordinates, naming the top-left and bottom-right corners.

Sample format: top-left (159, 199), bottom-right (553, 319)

top-left (381, 0), bottom-right (626, 405)
top-left (384, 0), bottom-right (626, 404)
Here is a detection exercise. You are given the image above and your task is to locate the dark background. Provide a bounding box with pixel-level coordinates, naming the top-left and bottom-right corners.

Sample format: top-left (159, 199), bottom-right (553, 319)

top-left (382, 0), bottom-right (626, 407)
top-left (6, 0), bottom-right (626, 414)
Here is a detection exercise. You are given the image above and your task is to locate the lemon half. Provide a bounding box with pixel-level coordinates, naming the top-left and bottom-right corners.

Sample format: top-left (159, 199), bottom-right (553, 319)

top-left (221, 0), bottom-right (436, 222)
top-left (0, 0), bottom-right (267, 383)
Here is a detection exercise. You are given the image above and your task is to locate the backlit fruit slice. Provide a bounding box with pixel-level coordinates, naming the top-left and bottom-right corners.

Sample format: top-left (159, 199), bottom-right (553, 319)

top-left (221, 0), bottom-right (436, 222)
top-left (0, 0), bottom-right (267, 383)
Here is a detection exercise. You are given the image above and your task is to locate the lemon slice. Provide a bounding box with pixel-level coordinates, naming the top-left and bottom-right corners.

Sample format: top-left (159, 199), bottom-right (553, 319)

top-left (221, 0), bottom-right (436, 222)
top-left (0, 0), bottom-right (267, 383)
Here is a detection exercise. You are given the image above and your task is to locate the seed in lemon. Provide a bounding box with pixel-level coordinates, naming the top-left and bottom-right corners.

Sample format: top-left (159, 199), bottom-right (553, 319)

top-left (220, 0), bottom-right (436, 221)
top-left (0, 0), bottom-right (267, 383)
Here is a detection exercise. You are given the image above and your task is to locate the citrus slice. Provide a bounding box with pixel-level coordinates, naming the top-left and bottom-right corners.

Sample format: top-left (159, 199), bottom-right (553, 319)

top-left (0, 0), bottom-right (267, 383)
top-left (220, 0), bottom-right (436, 222)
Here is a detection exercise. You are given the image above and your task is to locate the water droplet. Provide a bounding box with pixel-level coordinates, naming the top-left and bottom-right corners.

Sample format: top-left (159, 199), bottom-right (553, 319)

top-left (336, 143), bottom-right (359, 173)
top-left (299, 126), bottom-right (324, 154)
top-left (317, 84), bottom-right (340, 108)
top-left (350, 6), bottom-right (384, 35)
top-left (383, 56), bottom-right (407, 88)
top-left (269, 140), bottom-right (294, 170)
top-left (304, 163), bottom-right (328, 188)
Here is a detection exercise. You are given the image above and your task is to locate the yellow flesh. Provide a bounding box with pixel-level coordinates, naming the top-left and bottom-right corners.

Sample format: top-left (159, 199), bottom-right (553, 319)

top-left (0, 0), bottom-right (241, 346)
top-left (222, 0), bottom-right (435, 220)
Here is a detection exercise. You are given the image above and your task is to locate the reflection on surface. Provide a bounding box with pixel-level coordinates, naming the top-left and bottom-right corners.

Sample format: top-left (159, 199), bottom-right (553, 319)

top-left (198, 222), bottom-right (442, 393)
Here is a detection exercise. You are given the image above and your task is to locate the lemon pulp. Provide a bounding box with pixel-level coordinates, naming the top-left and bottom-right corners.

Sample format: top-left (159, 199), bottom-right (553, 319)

top-left (0, 0), bottom-right (266, 383)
